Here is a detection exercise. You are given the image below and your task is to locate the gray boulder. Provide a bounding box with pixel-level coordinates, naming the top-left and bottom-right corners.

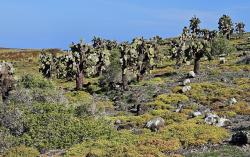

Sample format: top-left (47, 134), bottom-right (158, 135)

top-left (145, 117), bottom-right (165, 132)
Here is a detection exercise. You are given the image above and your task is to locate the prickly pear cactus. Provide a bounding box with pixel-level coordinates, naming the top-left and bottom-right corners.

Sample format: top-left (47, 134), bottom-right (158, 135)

top-left (218, 15), bottom-right (234, 39)
top-left (39, 52), bottom-right (52, 78)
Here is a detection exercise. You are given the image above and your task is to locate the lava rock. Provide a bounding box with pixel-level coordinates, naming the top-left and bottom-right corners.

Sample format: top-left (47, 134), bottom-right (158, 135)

top-left (230, 131), bottom-right (249, 145)
top-left (117, 123), bottom-right (133, 131)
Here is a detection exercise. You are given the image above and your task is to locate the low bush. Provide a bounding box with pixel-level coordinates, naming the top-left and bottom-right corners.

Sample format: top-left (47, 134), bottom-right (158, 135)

top-left (4, 145), bottom-right (39, 157)
top-left (19, 74), bottom-right (54, 89)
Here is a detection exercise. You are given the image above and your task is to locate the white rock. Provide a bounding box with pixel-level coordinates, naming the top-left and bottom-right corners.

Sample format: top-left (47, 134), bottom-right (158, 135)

top-left (219, 57), bottom-right (226, 64)
top-left (145, 117), bottom-right (165, 132)
top-left (175, 103), bottom-right (184, 113)
top-left (183, 79), bottom-right (191, 86)
top-left (188, 71), bottom-right (196, 78)
top-left (216, 118), bottom-right (231, 127)
top-left (186, 61), bottom-right (191, 65)
top-left (192, 111), bottom-right (202, 117)
top-left (205, 113), bottom-right (219, 125)
top-left (229, 98), bottom-right (237, 105)
top-left (182, 86), bottom-right (191, 93)
top-left (114, 119), bottom-right (122, 125)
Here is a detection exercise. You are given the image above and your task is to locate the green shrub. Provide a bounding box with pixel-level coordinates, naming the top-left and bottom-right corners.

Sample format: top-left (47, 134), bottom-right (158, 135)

top-left (4, 145), bottom-right (39, 157)
top-left (65, 91), bottom-right (93, 104)
top-left (0, 127), bottom-right (17, 154)
top-left (164, 122), bottom-right (229, 147)
top-left (156, 93), bottom-right (189, 104)
top-left (19, 103), bottom-right (114, 151)
top-left (211, 37), bottom-right (236, 56)
top-left (19, 74), bottom-right (54, 89)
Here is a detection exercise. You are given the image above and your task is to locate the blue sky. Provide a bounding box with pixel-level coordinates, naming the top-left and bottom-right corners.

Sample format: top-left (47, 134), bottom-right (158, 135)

top-left (0, 0), bottom-right (249, 49)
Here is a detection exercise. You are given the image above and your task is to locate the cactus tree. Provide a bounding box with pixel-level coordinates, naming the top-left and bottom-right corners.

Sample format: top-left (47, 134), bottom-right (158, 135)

top-left (39, 52), bottom-right (52, 78)
top-left (235, 22), bottom-right (245, 37)
top-left (70, 40), bottom-right (91, 90)
top-left (218, 15), bottom-right (234, 39)
top-left (119, 43), bottom-right (130, 90)
top-left (189, 16), bottom-right (201, 37)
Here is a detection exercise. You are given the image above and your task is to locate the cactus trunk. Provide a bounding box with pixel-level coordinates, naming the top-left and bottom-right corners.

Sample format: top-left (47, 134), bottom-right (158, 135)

top-left (194, 58), bottom-right (200, 74)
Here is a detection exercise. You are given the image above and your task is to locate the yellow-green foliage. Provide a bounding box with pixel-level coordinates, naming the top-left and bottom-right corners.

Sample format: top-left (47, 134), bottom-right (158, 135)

top-left (4, 145), bottom-right (40, 157)
top-left (171, 86), bottom-right (182, 93)
top-left (150, 109), bottom-right (171, 116)
top-left (157, 93), bottom-right (189, 104)
top-left (146, 93), bottom-right (189, 110)
top-left (109, 114), bottom-right (153, 127)
top-left (151, 66), bottom-right (176, 75)
top-left (234, 77), bottom-right (250, 89)
top-left (65, 91), bottom-right (93, 104)
top-left (227, 101), bottom-right (250, 115)
top-left (164, 122), bottom-right (229, 147)
top-left (162, 112), bottom-right (188, 125)
top-left (66, 130), bottom-right (180, 157)
top-left (216, 111), bottom-right (237, 118)
top-left (219, 64), bottom-right (250, 72)
top-left (139, 77), bottom-right (165, 86)
top-left (146, 100), bottom-right (174, 110)
top-left (187, 82), bottom-right (244, 107)
top-left (139, 138), bottom-right (181, 152)
top-left (95, 100), bottom-right (114, 113)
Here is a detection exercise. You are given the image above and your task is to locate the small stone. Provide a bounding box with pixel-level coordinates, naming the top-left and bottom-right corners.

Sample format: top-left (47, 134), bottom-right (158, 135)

top-left (186, 61), bottom-right (191, 65)
top-left (216, 118), bottom-right (231, 127)
top-left (219, 57), bottom-right (226, 64)
top-left (114, 119), bottom-right (122, 125)
top-left (229, 98), bottom-right (237, 105)
top-left (175, 103), bottom-right (184, 113)
top-left (204, 113), bottom-right (219, 125)
top-left (145, 117), bottom-right (165, 132)
top-left (182, 86), bottom-right (191, 93)
top-left (188, 71), bottom-right (196, 78)
top-left (192, 111), bottom-right (202, 117)
top-left (183, 79), bottom-right (191, 86)
top-left (117, 123), bottom-right (133, 131)
top-left (221, 78), bottom-right (227, 83)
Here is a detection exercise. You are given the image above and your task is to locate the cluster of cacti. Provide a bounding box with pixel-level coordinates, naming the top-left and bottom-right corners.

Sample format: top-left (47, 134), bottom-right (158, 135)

top-left (235, 22), bottom-right (245, 37)
top-left (218, 15), bottom-right (234, 39)
top-left (39, 38), bottom-right (116, 90)
top-left (119, 37), bottom-right (158, 90)
top-left (189, 16), bottom-right (201, 37)
top-left (39, 52), bottom-right (52, 78)
top-left (0, 62), bottom-right (15, 101)
top-left (170, 16), bottom-right (214, 74)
